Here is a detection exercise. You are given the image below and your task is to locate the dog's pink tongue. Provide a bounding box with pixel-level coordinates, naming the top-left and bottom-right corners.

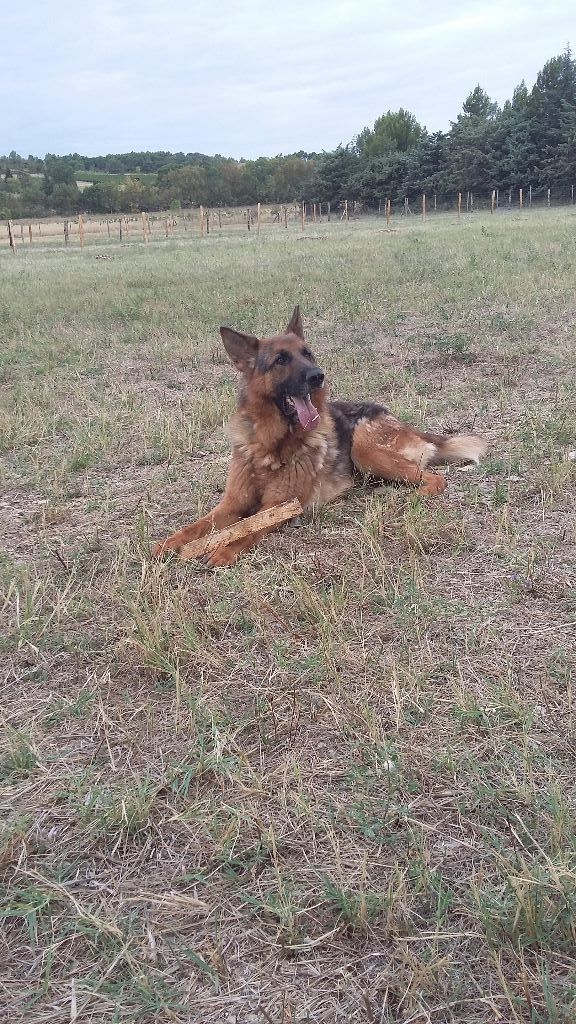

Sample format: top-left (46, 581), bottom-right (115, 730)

top-left (291, 395), bottom-right (320, 430)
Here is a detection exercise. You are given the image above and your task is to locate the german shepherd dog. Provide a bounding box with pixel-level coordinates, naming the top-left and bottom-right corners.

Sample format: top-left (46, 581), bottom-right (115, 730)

top-left (154, 307), bottom-right (486, 567)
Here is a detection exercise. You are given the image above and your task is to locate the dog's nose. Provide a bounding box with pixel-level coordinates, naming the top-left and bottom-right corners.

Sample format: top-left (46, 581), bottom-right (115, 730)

top-left (306, 368), bottom-right (325, 390)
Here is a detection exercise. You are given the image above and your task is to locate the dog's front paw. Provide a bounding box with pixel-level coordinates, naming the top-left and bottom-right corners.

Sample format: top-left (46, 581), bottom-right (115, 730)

top-left (201, 544), bottom-right (239, 568)
top-left (152, 536), bottom-right (182, 558)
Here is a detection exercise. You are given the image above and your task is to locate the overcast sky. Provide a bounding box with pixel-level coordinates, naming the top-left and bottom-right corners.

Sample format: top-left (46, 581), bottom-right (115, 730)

top-left (3, 1), bottom-right (573, 159)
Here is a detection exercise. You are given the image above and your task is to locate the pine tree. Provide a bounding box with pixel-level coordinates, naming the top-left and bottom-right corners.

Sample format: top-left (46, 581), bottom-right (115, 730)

top-left (355, 109), bottom-right (425, 159)
top-left (349, 152), bottom-right (411, 203)
top-left (497, 83), bottom-right (537, 190)
top-left (402, 133), bottom-right (450, 195)
top-left (446, 87), bottom-right (501, 192)
top-left (529, 48), bottom-right (576, 188)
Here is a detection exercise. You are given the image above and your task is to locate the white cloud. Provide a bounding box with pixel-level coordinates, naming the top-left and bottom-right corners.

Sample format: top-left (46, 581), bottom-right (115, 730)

top-left (2, 0), bottom-right (573, 156)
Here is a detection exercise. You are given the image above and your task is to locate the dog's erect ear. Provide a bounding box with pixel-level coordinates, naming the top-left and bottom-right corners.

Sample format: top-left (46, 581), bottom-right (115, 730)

top-left (285, 305), bottom-right (304, 339)
top-left (220, 327), bottom-right (259, 372)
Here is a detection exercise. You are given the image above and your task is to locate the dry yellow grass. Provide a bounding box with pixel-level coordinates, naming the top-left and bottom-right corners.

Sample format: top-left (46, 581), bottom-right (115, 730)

top-left (1, 209), bottom-right (575, 1023)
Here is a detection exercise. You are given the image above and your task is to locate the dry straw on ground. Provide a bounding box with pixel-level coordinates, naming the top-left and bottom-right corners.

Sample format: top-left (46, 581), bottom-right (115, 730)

top-left (1, 209), bottom-right (575, 1022)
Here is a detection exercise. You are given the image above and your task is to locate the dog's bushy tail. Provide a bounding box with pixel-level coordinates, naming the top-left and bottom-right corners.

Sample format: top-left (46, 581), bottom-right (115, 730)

top-left (429, 433), bottom-right (487, 466)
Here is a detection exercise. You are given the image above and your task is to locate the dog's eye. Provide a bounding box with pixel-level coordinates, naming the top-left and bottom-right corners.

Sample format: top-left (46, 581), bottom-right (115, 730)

top-left (301, 348), bottom-right (313, 360)
top-left (275, 351), bottom-right (291, 366)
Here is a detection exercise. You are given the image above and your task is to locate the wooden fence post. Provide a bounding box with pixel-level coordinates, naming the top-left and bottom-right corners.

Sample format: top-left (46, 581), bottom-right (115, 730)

top-left (434, 193), bottom-right (437, 212)
top-left (327, 201), bottom-right (331, 222)
top-left (386, 198), bottom-right (391, 226)
top-left (199, 206), bottom-right (204, 235)
top-left (28, 223), bottom-right (33, 244)
top-left (519, 188), bottom-right (523, 209)
top-left (218, 208), bottom-right (222, 229)
top-left (547, 188), bottom-right (551, 208)
top-left (491, 189), bottom-right (496, 214)
top-left (78, 214), bottom-right (85, 247)
top-left (344, 199), bottom-right (349, 221)
top-left (404, 197), bottom-right (409, 216)
top-left (7, 220), bottom-right (16, 253)
top-left (257, 202), bottom-right (261, 234)
top-left (64, 219), bottom-right (70, 244)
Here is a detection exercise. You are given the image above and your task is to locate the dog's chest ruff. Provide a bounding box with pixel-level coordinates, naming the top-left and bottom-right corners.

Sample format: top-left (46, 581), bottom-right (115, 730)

top-left (231, 418), bottom-right (328, 473)
top-left (228, 414), bottom-right (349, 506)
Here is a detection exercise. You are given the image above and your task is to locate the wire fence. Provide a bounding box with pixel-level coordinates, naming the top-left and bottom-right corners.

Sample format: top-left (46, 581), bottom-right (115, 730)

top-left (2, 186), bottom-right (576, 252)
top-left (385, 184), bottom-right (576, 215)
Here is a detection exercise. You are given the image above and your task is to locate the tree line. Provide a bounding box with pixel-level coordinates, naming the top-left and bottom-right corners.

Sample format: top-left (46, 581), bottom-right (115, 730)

top-left (0, 154), bottom-right (317, 218)
top-left (1, 49), bottom-right (575, 219)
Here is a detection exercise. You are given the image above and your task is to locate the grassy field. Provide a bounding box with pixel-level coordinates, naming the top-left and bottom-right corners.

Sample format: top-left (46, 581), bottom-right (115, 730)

top-left (1, 210), bottom-right (575, 1023)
